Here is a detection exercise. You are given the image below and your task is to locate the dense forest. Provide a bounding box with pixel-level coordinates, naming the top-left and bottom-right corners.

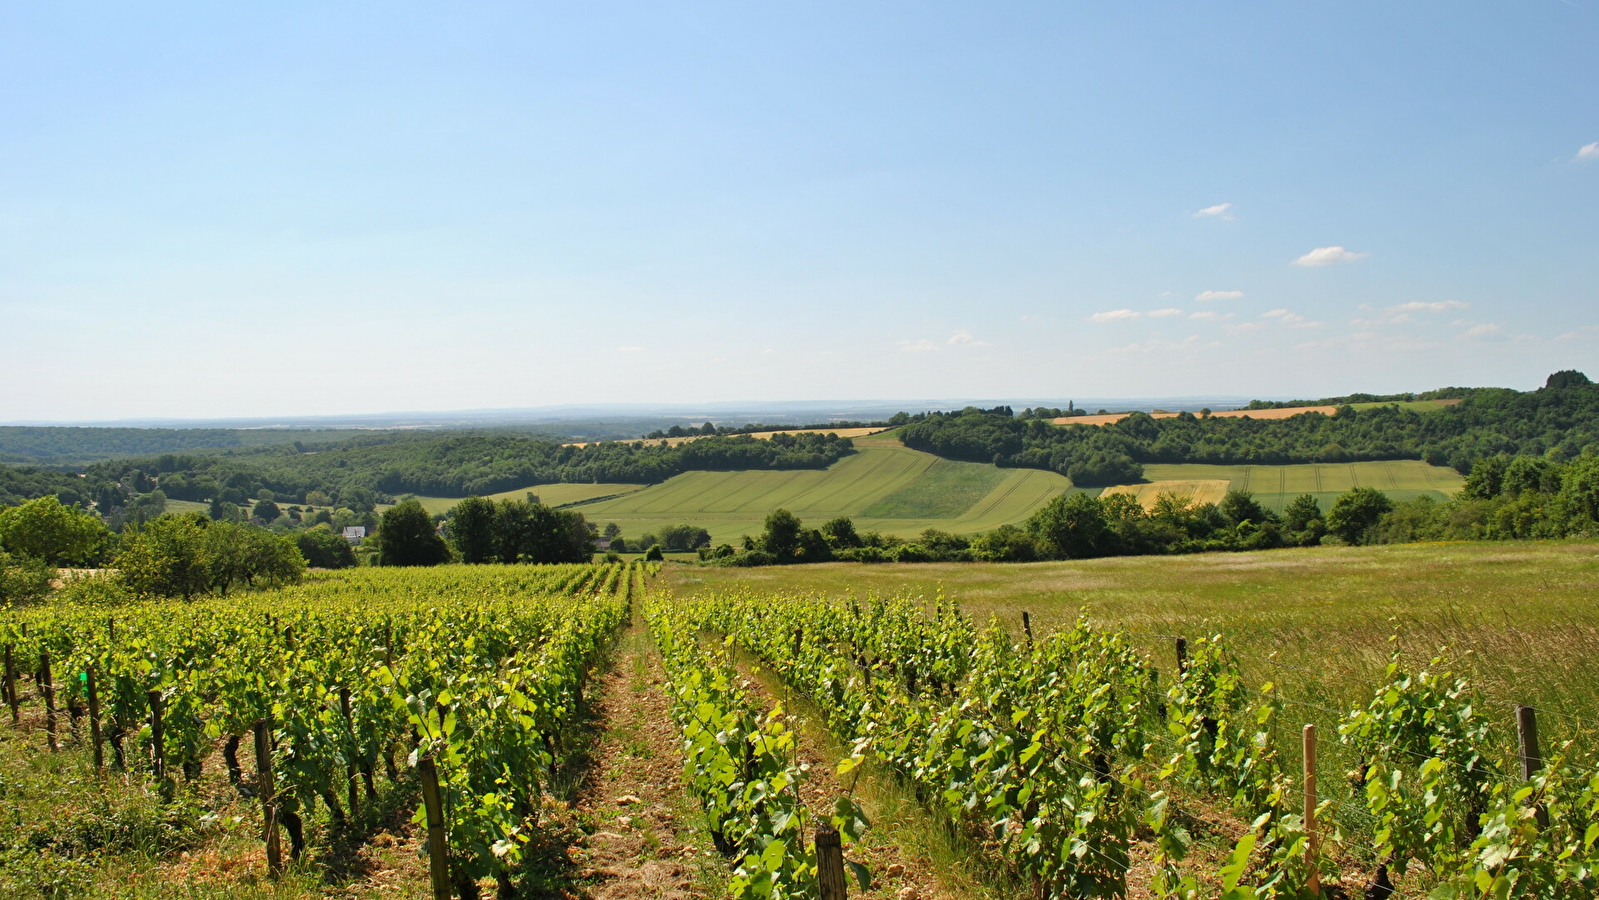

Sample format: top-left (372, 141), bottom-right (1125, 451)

top-left (73, 430), bottom-right (854, 509)
top-left (0, 426), bottom-right (372, 467)
top-left (899, 372), bottom-right (1599, 484)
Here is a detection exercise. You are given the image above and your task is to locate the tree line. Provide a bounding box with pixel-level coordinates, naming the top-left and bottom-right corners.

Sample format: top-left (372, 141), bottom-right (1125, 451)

top-left (72, 430), bottom-right (855, 510)
top-left (897, 371), bottom-right (1599, 483)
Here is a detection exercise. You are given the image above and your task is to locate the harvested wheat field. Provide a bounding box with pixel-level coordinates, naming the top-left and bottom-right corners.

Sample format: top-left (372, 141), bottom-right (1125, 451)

top-left (1053, 405), bottom-right (1337, 426)
top-left (564, 426), bottom-right (886, 448)
top-left (1100, 478), bottom-right (1232, 508)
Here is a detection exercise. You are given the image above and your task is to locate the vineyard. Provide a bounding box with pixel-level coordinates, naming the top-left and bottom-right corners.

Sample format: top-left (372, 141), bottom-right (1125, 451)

top-left (2, 561), bottom-right (1598, 898)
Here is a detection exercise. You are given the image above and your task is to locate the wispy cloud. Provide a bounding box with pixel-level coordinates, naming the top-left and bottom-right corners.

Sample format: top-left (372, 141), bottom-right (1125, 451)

top-left (948, 330), bottom-right (991, 346)
top-left (899, 339), bottom-right (941, 352)
top-left (1195, 290), bottom-right (1244, 302)
top-left (1222, 321), bottom-right (1269, 335)
top-left (1577, 142), bottom-right (1599, 161)
top-left (1456, 322), bottom-right (1504, 339)
top-left (1392, 300), bottom-right (1469, 312)
top-left (1293, 246), bottom-right (1368, 266)
top-left (1189, 310), bottom-right (1221, 320)
top-left (1148, 308), bottom-right (1185, 318)
top-left (1089, 309), bottom-right (1143, 322)
top-left (1193, 202), bottom-right (1235, 220)
top-left (1261, 309), bottom-right (1321, 327)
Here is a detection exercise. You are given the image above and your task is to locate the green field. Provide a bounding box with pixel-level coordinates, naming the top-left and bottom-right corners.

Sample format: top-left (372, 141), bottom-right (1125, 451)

top-left (1119, 459), bottom-right (1464, 513)
top-left (1348, 398), bottom-right (1461, 413)
top-left (575, 433), bottom-right (1072, 543)
top-left (666, 538), bottom-right (1599, 756)
top-left (413, 482), bottom-right (646, 515)
top-left (407, 440), bottom-right (1465, 541)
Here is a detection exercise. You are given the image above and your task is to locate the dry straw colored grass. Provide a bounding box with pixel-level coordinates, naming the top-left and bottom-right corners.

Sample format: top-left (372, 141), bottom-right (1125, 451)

top-left (1101, 479), bottom-right (1232, 509)
top-left (1054, 406), bottom-right (1338, 426)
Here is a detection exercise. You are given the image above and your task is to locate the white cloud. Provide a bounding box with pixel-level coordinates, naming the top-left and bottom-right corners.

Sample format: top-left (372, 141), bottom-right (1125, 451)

top-left (1261, 309), bottom-right (1319, 327)
top-left (947, 329), bottom-right (991, 346)
top-left (1292, 246), bottom-right (1368, 266)
top-left (1458, 322), bottom-right (1504, 339)
top-left (1392, 300), bottom-right (1469, 312)
top-left (1189, 310), bottom-right (1220, 320)
top-left (1577, 142), bottom-right (1599, 161)
top-left (1089, 309), bottom-right (1143, 322)
top-left (616, 345), bottom-right (644, 353)
top-left (1193, 202), bottom-right (1235, 220)
top-left (1195, 290), bottom-right (1245, 302)
top-left (899, 339), bottom-right (940, 352)
top-left (1148, 308), bottom-right (1185, 318)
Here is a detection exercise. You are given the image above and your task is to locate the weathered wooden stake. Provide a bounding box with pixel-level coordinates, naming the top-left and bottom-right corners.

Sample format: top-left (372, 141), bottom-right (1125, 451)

top-left (1303, 724), bottom-right (1320, 895)
top-left (1021, 611), bottom-right (1034, 645)
top-left (816, 825), bottom-right (847, 900)
top-left (3, 644), bottom-right (17, 725)
top-left (148, 689), bottom-right (165, 781)
top-left (254, 717), bottom-right (283, 875)
top-left (418, 755), bottom-right (452, 900)
top-left (86, 665), bottom-right (104, 773)
top-left (1175, 637), bottom-right (1189, 674)
top-left (1517, 705), bottom-right (1549, 828)
top-left (339, 687), bottom-right (359, 817)
top-left (41, 652), bottom-right (58, 751)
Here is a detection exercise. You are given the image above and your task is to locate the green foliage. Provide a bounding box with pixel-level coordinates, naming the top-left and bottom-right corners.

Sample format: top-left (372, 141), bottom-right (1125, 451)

top-left (897, 376), bottom-right (1599, 480)
top-left (295, 527), bottom-right (358, 569)
top-left (1326, 487), bottom-right (1394, 545)
top-left (648, 599), bottom-right (847, 898)
top-left (82, 430), bottom-right (856, 506)
top-left (114, 512), bottom-right (306, 599)
top-left (0, 496), bottom-right (114, 566)
top-left (760, 509), bottom-right (803, 560)
top-left (0, 550), bottom-right (54, 603)
top-left (0, 563), bottom-right (635, 896)
top-left (1340, 652), bottom-right (1504, 883)
top-left (448, 495), bottom-right (498, 564)
top-left (378, 500), bottom-right (449, 567)
top-left (115, 513), bottom-right (213, 599)
top-left (1029, 491), bottom-right (1114, 558)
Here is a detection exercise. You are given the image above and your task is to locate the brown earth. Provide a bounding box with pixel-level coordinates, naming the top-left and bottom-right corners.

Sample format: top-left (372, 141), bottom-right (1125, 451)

top-left (565, 621), bottom-right (725, 899)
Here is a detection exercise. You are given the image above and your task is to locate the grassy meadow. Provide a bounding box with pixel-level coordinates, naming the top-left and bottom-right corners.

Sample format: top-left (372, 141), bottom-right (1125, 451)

top-left (413, 482), bottom-right (644, 515)
top-left (666, 539), bottom-right (1599, 765)
top-left (572, 431), bottom-right (1073, 543)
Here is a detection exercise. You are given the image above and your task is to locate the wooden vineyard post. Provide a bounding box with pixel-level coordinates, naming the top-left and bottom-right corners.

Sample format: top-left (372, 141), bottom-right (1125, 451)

top-left (40, 652), bottom-right (58, 751)
top-left (1517, 705), bottom-right (1549, 828)
top-left (3, 643), bottom-right (17, 725)
top-left (254, 718), bottom-right (283, 875)
top-left (148, 689), bottom-right (165, 783)
top-left (339, 687), bottom-right (359, 817)
top-left (1303, 724), bottom-right (1320, 895)
top-left (86, 665), bottom-right (104, 773)
top-left (418, 755), bottom-right (452, 900)
top-left (1175, 637), bottom-right (1188, 674)
top-left (1021, 611), bottom-right (1034, 645)
top-left (815, 825), bottom-right (847, 900)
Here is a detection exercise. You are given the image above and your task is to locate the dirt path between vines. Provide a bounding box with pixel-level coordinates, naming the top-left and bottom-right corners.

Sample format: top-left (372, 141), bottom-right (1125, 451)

top-left (732, 659), bottom-right (958, 900)
top-left (567, 620), bottom-right (724, 900)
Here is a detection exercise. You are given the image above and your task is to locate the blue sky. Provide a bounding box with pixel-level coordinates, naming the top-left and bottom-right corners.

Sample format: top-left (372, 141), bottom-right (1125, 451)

top-left (3, 2), bottom-right (1596, 420)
